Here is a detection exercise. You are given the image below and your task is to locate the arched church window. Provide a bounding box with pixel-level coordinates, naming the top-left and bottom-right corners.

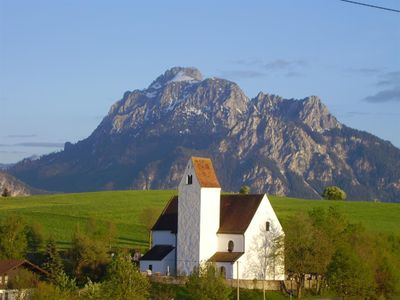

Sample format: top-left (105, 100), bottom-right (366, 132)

top-left (187, 175), bottom-right (193, 185)
top-left (228, 240), bottom-right (234, 252)
top-left (266, 221), bottom-right (270, 232)
top-left (220, 266), bottom-right (226, 278)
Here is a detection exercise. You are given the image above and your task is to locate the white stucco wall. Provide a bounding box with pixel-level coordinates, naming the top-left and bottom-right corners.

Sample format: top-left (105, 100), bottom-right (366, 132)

top-left (176, 159), bottom-right (221, 275)
top-left (177, 160), bottom-right (201, 275)
top-left (215, 262), bottom-right (234, 279)
top-left (199, 187), bottom-right (220, 262)
top-left (217, 234), bottom-right (244, 253)
top-left (140, 249), bottom-right (176, 275)
top-left (239, 195), bottom-right (285, 280)
top-left (152, 231), bottom-right (176, 247)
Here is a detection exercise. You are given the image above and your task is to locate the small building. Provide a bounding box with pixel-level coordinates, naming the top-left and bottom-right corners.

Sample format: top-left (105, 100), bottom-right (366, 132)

top-left (0, 259), bottom-right (48, 300)
top-left (140, 157), bottom-right (285, 280)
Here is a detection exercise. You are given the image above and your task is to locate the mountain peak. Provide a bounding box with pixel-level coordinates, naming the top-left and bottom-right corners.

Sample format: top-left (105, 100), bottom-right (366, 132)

top-left (149, 67), bottom-right (203, 89)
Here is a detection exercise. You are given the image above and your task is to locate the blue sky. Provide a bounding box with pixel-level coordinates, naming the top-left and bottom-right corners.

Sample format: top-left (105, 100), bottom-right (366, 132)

top-left (1, 0), bottom-right (399, 163)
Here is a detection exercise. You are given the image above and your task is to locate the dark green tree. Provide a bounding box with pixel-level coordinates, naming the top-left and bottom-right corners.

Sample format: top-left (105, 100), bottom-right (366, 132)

top-left (43, 238), bottom-right (64, 283)
top-left (239, 185), bottom-right (251, 194)
top-left (26, 222), bottom-right (44, 253)
top-left (70, 221), bottom-right (115, 284)
top-left (101, 252), bottom-right (150, 300)
top-left (183, 263), bottom-right (231, 300)
top-left (322, 186), bottom-right (346, 200)
top-left (1, 187), bottom-right (11, 197)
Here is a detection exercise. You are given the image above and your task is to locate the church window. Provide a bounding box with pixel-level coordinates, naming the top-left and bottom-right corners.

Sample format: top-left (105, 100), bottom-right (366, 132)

top-left (187, 175), bottom-right (193, 185)
top-left (228, 240), bottom-right (234, 252)
top-left (266, 221), bottom-right (270, 232)
top-left (220, 266), bottom-right (226, 278)
top-left (149, 264), bottom-right (153, 271)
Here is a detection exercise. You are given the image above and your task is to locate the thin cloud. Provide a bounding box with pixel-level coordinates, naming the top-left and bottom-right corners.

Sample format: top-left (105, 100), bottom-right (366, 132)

top-left (0, 142), bottom-right (64, 148)
top-left (285, 71), bottom-right (304, 78)
top-left (220, 70), bottom-right (266, 79)
top-left (363, 71), bottom-right (400, 103)
top-left (230, 58), bottom-right (307, 72)
top-left (7, 134), bottom-right (37, 138)
top-left (364, 87), bottom-right (400, 103)
top-left (264, 59), bottom-right (306, 70)
top-left (376, 71), bottom-right (400, 86)
top-left (346, 67), bottom-right (382, 75)
top-left (16, 142), bottom-right (64, 148)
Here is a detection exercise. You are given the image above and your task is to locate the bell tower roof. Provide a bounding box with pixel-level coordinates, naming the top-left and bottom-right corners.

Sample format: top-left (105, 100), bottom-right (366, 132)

top-left (191, 157), bottom-right (220, 188)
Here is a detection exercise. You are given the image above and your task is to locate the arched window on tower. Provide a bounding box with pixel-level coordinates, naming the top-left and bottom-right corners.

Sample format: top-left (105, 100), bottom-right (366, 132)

top-left (266, 221), bottom-right (270, 232)
top-left (187, 175), bottom-right (193, 185)
top-left (228, 240), bottom-right (234, 252)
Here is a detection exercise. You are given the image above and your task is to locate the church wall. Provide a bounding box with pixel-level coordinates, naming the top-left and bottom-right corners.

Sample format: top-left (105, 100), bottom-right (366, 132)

top-left (199, 187), bottom-right (220, 262)
top-left (215, 262), bottom-right (234, 279)
top-left (216, 234), bottom-right (244, 253)
top-left (239, 195), bottom-right (285, 280)
top-left (139, 249), bottom-right (176, 276)
top-left (177, 160), bottom-right (201, 275)
top-left (152, 231), bottom-right (176, 247)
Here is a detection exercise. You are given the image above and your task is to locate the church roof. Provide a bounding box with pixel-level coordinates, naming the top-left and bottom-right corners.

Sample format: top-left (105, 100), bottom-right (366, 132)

top-left (208, 252), bottom-right (244, 262)
top-left (151, 194), bottom-right (264, 234)
top-left (140, 245), bottom-right (175, 261)
top-left (218, 194), bottom-right (264, 234)
top-left (151, 196), bottom-right (178, 233)
top-left (191, 157), bottom-right (220, 188)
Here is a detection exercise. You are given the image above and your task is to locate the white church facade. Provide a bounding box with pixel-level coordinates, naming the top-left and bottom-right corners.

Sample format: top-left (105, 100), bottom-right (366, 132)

top-left (140, 157), bottom-right (285, 280)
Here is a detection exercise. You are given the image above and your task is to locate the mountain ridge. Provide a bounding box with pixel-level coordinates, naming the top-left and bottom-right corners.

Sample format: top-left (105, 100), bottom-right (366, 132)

top-left (8, 67), bottom-right (400, 202)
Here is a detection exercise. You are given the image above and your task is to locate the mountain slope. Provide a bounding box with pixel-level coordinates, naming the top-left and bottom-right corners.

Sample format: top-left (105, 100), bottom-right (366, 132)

top-left (8, 67), bottom-right (400, 202)
top-left (0, 171), bottom-right (44, 197)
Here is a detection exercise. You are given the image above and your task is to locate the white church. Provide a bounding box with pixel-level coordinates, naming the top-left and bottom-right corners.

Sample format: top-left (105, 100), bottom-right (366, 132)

top-left (140, 157), bottom-right (285, 280)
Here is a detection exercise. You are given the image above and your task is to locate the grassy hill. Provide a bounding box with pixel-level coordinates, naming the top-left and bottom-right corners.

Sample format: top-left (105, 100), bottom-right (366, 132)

top-left (0, 190), bottom-right (399, 250)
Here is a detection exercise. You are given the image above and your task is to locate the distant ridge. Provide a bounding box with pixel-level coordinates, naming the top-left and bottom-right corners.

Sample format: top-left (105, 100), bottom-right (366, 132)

top-left (0, 171), bottom-right (45, 197)
top-left (8, 67), bottom-right (400, 202)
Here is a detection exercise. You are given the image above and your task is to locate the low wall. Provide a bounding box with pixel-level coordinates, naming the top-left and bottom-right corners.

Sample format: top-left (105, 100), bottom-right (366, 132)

top-left (147, 275), bottom-right (283, 291)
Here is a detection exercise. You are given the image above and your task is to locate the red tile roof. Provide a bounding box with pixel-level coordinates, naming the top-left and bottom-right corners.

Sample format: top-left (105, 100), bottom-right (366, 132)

top-left (191, 157), bottom-right (220, 188)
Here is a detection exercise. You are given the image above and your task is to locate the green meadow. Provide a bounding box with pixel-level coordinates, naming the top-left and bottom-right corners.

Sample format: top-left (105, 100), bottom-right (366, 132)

top-left (0, 190), bottom-right (399, 250)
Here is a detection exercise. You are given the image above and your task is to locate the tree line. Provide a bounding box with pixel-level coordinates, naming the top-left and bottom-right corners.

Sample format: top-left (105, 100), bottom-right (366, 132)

top-left (1, 206), bottom-right (399, 299)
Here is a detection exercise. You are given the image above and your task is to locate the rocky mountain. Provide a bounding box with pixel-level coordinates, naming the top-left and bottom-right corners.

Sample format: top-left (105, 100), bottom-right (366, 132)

top-left (8, 67), bottom-right (400, 202)
top-left (0, 171), bottom-right (43, 197)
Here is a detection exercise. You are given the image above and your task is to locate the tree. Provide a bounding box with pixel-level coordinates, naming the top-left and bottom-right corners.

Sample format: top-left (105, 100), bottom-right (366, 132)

top-left (31, 282), bottom-right (73, 300)
top-left (43, 238), bottom-right (64, 283)
top-left (7, 268), bottom-right (40, 289)
top-left (183, 263), bottom-right (231, 300)
top-left (239, 185), bottom-right (251, 194)
top-left (326, 247), bottom-right (376, 299)
top-left (26, 222), bottom-right (44, 253)
top-left (0, 214), bottom-right (28, 259)
top-left (101, 252), bottom-right (150, 300)
top-left (2, 187), bottom-right (11, 197)
top-left (322, 186), bottom-right (346, 200)
top-left (69, 222), bottom-right (112, 284)
top-left (139, 207), bottom-right (159, 249)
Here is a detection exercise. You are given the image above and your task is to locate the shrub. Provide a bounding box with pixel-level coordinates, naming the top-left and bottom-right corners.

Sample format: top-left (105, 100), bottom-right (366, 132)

top-left (322, 186), bottom-right (346, 201)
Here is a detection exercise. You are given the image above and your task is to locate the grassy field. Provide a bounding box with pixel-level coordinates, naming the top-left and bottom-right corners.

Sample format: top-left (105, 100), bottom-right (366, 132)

top-left (0, 190), bottom-right (399, 250)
